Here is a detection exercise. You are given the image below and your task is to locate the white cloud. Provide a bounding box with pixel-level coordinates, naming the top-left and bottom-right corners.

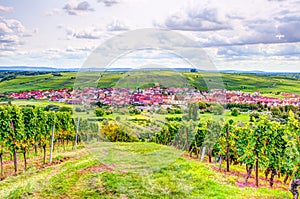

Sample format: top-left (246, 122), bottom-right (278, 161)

top-left (98, 0), bottom-right (120, 7)
top-left (157, 7), bottom-right (230, 31)
top-left (0, 5), bottom-right (13, 13)
top-left (45, 8), bottom-right (61, 16)
top-left (155, 0), bottom-right (300, 47)
top-left (106, 20), bottom-right (129, 31)
top-left (63, 1), bottom-right (94, 15)
top-left (65, 26), bottom-right (103, 39)
top-left (0, 16), bottom-right (29, 52)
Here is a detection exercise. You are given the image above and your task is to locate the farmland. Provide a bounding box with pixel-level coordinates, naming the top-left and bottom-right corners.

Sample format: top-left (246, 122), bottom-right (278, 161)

top-left (0, 70), bottom-right (300, 198)
top-left (1, 71), bottom-right (300, 95)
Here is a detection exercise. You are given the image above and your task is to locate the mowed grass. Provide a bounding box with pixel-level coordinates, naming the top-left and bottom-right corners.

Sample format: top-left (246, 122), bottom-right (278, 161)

top-left (199, 111), bottom-right (250, 123)
top-left (11, 100), bottom-right (73, 107)
top-left (2, 70), bottom-right (300, 94)
top-left (0, 142), bottom-right (291, 198)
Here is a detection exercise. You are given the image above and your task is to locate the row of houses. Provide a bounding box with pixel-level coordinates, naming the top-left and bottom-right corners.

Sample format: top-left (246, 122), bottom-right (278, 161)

top-left (7, 87), bottom-right (300, 107)
top-left (69, 87), bottom-right (204, 106)
top-left (205, 89), bottom-right (300, 107)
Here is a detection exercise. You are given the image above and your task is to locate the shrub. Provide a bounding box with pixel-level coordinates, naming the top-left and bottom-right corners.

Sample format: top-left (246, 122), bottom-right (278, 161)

top-left (129, 108), bottom-right (141, 115)
top-left (231, 108), bottom-right (240, 116)
top-left (165, 116), bottom-right (182, 121)
top-left (198, 102), bottom-right (207, 110)
top-left (250, 112), bottom-right (260, 122)
top-left (211, 104), bottom-right (224, 115)
top-left (59, 106), bottom-right (73, 113)
top-left (101, 121), bottom-right (137, 142)
top-left (75, 107), bottom-right (85, 112)
top-left (95, 108), bottom-right (106, 117)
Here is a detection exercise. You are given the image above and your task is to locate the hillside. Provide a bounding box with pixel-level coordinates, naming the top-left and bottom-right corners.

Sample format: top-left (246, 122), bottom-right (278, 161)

top-left (0, 142), bottom-right (291, 198)
top-left (1, 71), bottom-right (300, 95)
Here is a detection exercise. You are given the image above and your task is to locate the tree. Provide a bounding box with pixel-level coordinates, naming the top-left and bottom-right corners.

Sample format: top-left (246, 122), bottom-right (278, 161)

top-left (250, 112), bottom-right (260, 122)
top-left (265, 122), bottom-right (285, 187)
top-left (211, 103), bottom-right (224, 115)
top-left (95, 108), bottom-right (106, 117)
top-left (185, 102), bottom-right (199, 121)
top-left (0, 106), bottom-right (10, 178)
top-left (35, 107), bottom-right (48, 163)
top-left (189, 121), bottom-right (207, 158)
top-left (6, 105), bottom-right (24, 174)
top-left (234, 123), bottom-right (254, 184)
top-left (102, 121), bottom-right (136, 142)
top-left (74, 117), bottom-right (80, 149)
top-left (282, 111), bottom-right (300, 199)
top-left (198, 102), bottom-right (207, 110)
top-left (59, 106), bottom-right (73, 113)
top-left (55, 111), bottom-right (75, 151)
top-left (251, 116), bottom-right (271, 187)
top-left (202, 120), bottom-right (222, 163)
top-left (231, 108), bottom-right (240, 116)
top-left (21, 107), bottom-right (36, 170)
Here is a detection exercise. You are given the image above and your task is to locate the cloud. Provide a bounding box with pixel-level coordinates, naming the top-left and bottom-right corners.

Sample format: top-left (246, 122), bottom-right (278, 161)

top-left (0, 15), bottom-right (36, 55)
top-left (0, 18), bottom-right (25, 35)
top-left (98, 0), bottom-right (120, 7)
top-left (0, 5), bottom-right (13, 13)
top-left (66, 26), bottom-right (103, 39)
top-left (215, 43), bottom-right (300, 61)
top-left (63, 1), bottom-right (94, 15)
top-left (0, 16), bottom-right (28, 52)
top-left (106, 20), bottom-right (129, 31)
top-left (45, 8), bottom-right (61, 16)
top-left (154, 0), bottom-right (300, 48)
top-left (156, 7), bottom-right (231, 31)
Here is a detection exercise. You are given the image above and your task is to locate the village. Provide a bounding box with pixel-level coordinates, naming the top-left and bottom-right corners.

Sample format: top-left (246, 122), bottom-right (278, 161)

top-left (7, 86), bottom-right (300, 107)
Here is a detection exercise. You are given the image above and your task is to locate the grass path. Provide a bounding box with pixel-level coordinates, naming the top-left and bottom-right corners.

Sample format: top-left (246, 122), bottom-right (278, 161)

top-left (0, 142), bottom-right (292, 198)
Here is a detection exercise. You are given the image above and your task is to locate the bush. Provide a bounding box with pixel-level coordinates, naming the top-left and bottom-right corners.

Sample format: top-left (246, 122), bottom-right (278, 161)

top-left (75, 107), bottom-right (85, 112)
top-left (129, 108), bottom-right (141, 115)
top-left (101, 121), bottom-right (137, 142)
top-left (250, 112), bottom-right (260, 122)
top-left (198, 102), bottom-right (207, 110)
top-left (44, 104), bottom-right (59, 111)
top-left (211, 104), bottom-right (224, 115)
top-left (156, 108), bottom-right (168, 115)
top-left (95, 108), bottom-right (106, 117)
top-left (59, 106), bottom-right (73, 113)
top-left (165, 116), bottom-right (182, 121)
top-left (106, 109), bottom-right (113, 115)
top-left (231, 108), bottom-right (240, 116)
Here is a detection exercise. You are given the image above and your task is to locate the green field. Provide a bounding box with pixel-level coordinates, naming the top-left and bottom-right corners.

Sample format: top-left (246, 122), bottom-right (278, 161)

top-left (199, 111), bottom-right (250, 122)
top-left (1, 71), bottom-right (300, 95)
top-left (0, 142), bottom-right (291, 198)
top-left (183, 72), bottom-right (300, 94)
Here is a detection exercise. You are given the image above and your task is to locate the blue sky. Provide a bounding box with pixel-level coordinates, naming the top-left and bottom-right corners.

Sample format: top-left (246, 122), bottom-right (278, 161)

top-left (0, 0), bottom-right (300, 72)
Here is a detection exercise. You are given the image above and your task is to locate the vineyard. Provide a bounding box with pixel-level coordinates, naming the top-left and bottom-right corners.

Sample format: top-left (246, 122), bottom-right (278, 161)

top-left (0, 105), bottom-right (79, 179)
top-left (0, 103), bottom-right (300, 198)
top-left (151, 111), bottom-right (300, 198)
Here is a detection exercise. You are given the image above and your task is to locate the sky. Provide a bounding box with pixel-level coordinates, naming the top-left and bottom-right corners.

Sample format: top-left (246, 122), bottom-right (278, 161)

top-left (0, 0), bottom-right (300, 72)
